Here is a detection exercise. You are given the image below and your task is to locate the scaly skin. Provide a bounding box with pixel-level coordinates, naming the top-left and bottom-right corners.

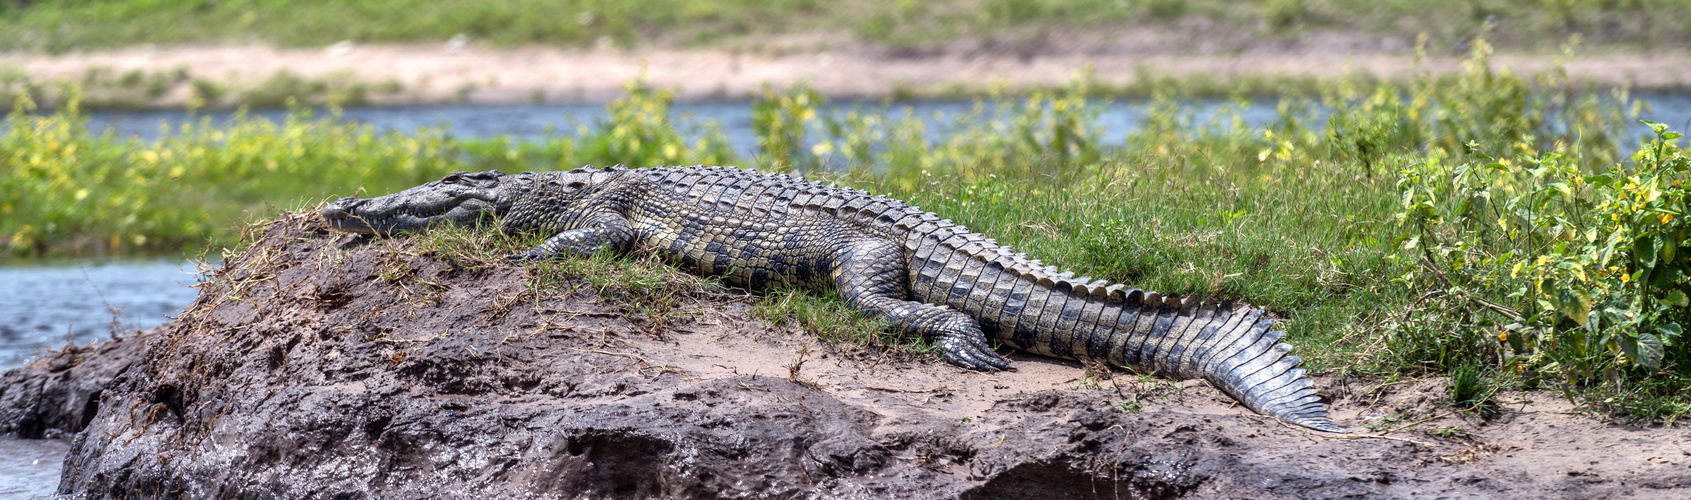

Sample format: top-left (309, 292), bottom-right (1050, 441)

top-left (321, 165), bottom-right (1347, 433)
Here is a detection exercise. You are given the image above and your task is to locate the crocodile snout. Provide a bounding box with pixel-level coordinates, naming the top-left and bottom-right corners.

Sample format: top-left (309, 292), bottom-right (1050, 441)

top-left (320, 197), bottom-right (361, 219)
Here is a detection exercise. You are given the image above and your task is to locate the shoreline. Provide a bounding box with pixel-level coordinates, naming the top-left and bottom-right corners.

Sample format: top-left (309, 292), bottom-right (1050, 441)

top-left (8, 209), bottom-right (1690, 498)
top-left (7, 44), bottom-right (1691, 108)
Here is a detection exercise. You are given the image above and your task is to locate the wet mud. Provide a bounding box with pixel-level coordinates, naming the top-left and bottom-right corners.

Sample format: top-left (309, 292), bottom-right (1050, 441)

top-left (3, 211), bottom-right (1689, 498)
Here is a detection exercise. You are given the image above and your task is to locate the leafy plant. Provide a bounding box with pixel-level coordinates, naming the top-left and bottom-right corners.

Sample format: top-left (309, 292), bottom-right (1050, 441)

top-left (574, 79), bottom-right (737, 168)
top-left (1396, 123), bottom-right (1690, 419)
top-left (751, 83), bottom-right (822, 172)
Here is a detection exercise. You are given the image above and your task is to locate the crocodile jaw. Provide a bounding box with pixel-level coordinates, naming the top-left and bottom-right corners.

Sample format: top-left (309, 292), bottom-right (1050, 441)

top-left (321, 172), bottom-right (505, 234)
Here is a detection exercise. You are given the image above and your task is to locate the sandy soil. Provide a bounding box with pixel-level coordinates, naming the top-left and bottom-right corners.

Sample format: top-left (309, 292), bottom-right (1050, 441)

top-left (1, 210), bottom-right (1683, 498)
top-left (8, 42), bottom-right (1691, 105)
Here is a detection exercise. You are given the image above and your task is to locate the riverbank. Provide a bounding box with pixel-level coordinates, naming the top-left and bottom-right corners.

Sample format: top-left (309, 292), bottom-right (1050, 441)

top-left (7, 42), bottom-right (1691, 109)
top-left (6, 210), bottom-right (1687, 498)
top-left (5, 36), bottom-right (1688, 433)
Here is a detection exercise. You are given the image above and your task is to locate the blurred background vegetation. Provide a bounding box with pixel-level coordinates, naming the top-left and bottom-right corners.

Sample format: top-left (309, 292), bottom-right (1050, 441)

top-left (3, 0), bottom-right (1691, 52)
top-left (1, 1), bottom-right (1688, 423)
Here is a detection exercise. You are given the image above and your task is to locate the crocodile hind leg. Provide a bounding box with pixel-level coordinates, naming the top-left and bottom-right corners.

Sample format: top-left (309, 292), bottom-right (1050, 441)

top-left (831, 240), bottom-right (1011, 371)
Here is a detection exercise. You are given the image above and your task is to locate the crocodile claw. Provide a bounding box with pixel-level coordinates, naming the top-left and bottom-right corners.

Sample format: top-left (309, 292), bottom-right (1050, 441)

top-left (939, 336), bottom-right (1013, 371)
top-left (506, 251), bottom-right (542, 263)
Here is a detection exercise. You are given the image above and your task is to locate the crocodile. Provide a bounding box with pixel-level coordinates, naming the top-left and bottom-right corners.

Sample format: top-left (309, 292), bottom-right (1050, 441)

top-left (320, 165), bottom-right (1347, 433)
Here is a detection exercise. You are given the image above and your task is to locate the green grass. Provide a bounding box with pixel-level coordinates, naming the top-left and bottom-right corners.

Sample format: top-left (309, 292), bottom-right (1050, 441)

top-left (3, 0), bottom-right (1690, 54)
top-left (0, 0), bottom-right (831, 52)
top-left (391, 214), bottom-right (915, 354)
top-left (400, 220), bottom-right (733, 335)
top-left (2, 38), bottom-right (1687, 423)
top-left (752, 287), bottom-right (926, 358)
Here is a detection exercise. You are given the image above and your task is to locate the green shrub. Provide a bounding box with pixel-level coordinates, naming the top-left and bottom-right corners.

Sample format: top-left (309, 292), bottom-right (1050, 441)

top-left (751, 83), bottom-right (821, 172)
top-left (1397, 124), bottom-right (1690, 415)
top-left (573, 79), bottom-right (737, 168)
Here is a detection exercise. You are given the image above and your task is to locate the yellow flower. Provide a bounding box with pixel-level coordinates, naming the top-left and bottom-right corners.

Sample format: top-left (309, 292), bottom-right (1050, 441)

top-left (1661, 213), bottom-right (1675, 224)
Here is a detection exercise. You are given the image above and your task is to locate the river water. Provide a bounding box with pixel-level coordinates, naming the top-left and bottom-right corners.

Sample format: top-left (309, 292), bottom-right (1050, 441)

top-left (0, 259), bottom-right (202, 368)
top-left (77, 98), bottom-right (1289, 157)
top-left (5, 94), bottom-right (1691, 374)
top-left (0, 437), bottom-right (71, 498)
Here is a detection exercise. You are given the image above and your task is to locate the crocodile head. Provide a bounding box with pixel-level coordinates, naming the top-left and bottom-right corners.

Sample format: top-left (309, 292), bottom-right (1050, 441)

top-left (321, 170), bottom-right (510, 234)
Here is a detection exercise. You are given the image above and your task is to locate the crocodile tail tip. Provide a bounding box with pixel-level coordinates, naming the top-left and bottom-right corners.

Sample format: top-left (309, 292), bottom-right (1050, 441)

top-left (1251, 371), bottom-right (1350, 433)
top-left (1291, 417), bottom-right (1349, 434)
top-left (1268, 393), bottom-right (1348, 433)
top-left (1205, 319), bottom-right (1348, 433)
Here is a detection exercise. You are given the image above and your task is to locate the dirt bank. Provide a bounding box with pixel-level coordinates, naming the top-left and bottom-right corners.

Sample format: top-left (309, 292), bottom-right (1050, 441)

top-left (2, 211), bottom-right (1688, 498)
top-left (0, 327), bottom-right (153, 440)
top-left (8, 42), bottom-right (1691, 107)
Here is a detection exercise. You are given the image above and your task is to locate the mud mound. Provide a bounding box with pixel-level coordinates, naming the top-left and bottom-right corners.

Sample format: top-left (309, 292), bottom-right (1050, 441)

top-left (8, 212), bottom-right (1689, 498)
top-left (0, 328), bottom-right (152, 440)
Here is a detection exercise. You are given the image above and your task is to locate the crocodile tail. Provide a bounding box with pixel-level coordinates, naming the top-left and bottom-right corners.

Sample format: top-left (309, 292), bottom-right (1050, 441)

top-left (1076, 291), bottom-right (1345, 433)
top-left (910, 238), bottom-right (1346, 432)
top-left (1171, 300), bottom-right (1346, 433)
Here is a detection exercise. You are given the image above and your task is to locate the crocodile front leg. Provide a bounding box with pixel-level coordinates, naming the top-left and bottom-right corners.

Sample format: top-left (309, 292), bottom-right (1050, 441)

top-left (506, 212), bottom-right (636, 261)
top-left (832, 240), bottom-right (1011, 371)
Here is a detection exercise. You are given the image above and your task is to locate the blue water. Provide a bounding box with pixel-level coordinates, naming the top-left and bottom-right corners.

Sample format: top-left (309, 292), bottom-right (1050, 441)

top-left (0, 259), bottom-right (202, 368)
top-left (79, 98), bottom-right (1294, 158)
top-left (0, 437), bottom-right (71, 498)
top-left (78, 93), bottom-right (1691, 155)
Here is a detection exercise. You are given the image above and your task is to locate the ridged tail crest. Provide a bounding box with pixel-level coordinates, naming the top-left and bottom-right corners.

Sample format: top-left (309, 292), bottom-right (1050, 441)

top-left (1105, 291), bottom-right (1345, 433)
top-left (1188, 300), bottom-right (1345, 433)
top-left (898, 206), bottom-right (1344, 432)
top-left (962, 275), bottom-right (1346, 433)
